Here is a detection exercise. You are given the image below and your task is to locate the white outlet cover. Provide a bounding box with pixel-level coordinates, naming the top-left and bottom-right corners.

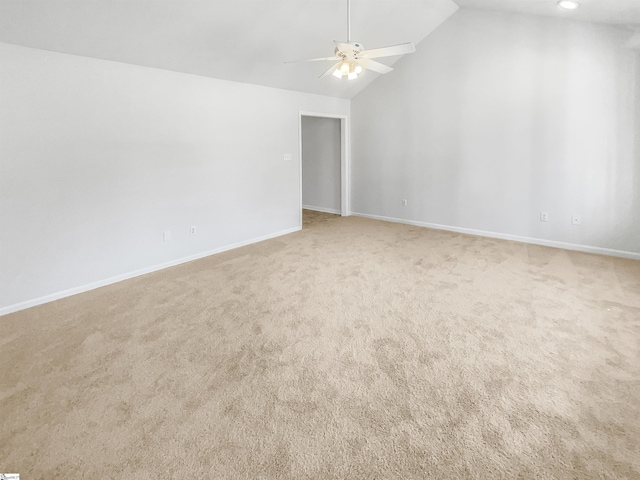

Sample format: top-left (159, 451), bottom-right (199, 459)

top-left (283, 153), bottom-right (292, 161)
top-left (190, 226), bottom-right (196, 235)
top-left (540, 212), bottom-right (549, 222)
top-left (163, 231), bottom-right (171, 242)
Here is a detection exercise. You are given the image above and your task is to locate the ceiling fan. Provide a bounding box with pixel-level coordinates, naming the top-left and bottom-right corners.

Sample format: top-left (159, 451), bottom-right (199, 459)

top-left (287, 0), bottom-right (416, 80)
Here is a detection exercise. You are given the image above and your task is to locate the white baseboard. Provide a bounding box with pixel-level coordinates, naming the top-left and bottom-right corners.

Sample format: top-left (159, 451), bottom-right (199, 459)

top-left (0, 226), bottom-right (301, 317)
top-left (351, 212), bottom-right (640, 261)
top-left (302, 205), bottom-right (341, 215)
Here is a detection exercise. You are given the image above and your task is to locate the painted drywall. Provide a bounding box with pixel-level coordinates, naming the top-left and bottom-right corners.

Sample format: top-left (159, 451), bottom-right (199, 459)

top-left (351, 8), bottom-right (640, 256)
top-left (0, 42), bottom-right (349, 313)
top-left (301, 116), bottom-right (341, 214)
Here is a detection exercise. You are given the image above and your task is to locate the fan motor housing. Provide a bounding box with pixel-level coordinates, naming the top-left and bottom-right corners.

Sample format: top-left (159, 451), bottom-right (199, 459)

top-left (336, 42), bottom-right (363, 58)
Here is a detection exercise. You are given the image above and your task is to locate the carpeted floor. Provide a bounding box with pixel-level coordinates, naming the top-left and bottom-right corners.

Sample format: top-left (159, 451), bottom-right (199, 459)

top-left (2, 210), bottom-right (639, 479)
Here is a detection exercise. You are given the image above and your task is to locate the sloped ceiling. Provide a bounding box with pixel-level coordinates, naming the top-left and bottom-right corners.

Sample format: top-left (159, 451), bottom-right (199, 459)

top-left (0, 0), bottom-right (459, 99)
top-left (454, 0), bottom-right (640, 27)
top-left (2, 0), bottom-right (638, 99)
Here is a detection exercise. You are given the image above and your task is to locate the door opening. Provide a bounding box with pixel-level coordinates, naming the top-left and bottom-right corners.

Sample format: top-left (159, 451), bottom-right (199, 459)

top-left (298, 111), bottom-right (350, 228)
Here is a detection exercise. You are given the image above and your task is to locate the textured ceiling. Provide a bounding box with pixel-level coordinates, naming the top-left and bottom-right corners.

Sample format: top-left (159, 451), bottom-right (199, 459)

top-left (1, 0), bottom-right (638, 100)
top-left (0, 0), bottom-right (459, 99)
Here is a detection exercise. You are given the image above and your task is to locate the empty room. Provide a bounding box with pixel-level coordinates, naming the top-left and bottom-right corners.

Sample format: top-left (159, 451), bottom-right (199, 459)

top-left (1, 0), bottom-right (639, 478)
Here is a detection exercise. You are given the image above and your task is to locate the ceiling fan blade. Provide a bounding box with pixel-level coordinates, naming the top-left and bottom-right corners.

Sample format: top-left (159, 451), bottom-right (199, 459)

top-left (360, 42), bottom-right (416, 59)
top-left (286, 56), bottom-right (340, 63)
top-left (319, 62), bottom-right (341, 78)
top-left (358, 58), bottom-right (393, 75)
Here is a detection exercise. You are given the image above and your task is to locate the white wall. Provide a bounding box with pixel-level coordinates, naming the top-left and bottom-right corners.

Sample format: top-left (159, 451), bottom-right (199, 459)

top-left (301, 116), bottom-right (341, 214)
top-left (351, 8), bottom-right (640, 257)
top-left (0, 42), bottom-right (349, 313)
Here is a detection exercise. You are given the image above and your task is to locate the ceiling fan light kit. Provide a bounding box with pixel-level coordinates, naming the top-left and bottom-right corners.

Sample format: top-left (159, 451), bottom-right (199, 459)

top-left (333, 59), bottom-right (364, 80)
top-left (287, 0), bottom-right (416, 81)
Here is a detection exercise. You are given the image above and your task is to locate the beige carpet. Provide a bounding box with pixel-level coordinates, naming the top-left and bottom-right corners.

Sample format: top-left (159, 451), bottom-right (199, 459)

top-left (2, 210), bottom-right (640, 479)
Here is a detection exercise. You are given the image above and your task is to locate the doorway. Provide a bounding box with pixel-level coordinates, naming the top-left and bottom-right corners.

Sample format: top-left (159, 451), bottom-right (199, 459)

top-left (298, 112), bottom-right (350, 228)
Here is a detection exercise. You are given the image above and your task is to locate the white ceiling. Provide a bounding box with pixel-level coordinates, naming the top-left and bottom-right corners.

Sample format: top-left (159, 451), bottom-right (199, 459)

top-left (1, 0), bottom-right (638, 99)
top-left (455, 0), bottom-right (640, 27)
top-left (0, 0), bottom-right (459, 99)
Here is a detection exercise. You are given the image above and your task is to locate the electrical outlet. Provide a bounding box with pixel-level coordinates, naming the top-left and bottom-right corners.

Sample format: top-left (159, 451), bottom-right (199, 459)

top-left (402, 199), bottom-right (408, 206)
top-left (283, 153), bottom-right (292, 161)
top-left (163, 231), bottom-right (171, 242)
top-left (540, 212), bottom-right (549, 222)
top-left (190, 226), bottom-right (196, 235)
top-left (571, 214), bottom-right (582, 226)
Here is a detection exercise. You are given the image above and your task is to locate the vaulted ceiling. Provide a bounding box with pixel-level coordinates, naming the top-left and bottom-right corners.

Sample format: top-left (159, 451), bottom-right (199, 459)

top-left (1, 0), bottom-right (638, 100)
top-left (0, 0), bottom-right (459, 99)
top-left (455, 0), bottom-right (640, 27)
